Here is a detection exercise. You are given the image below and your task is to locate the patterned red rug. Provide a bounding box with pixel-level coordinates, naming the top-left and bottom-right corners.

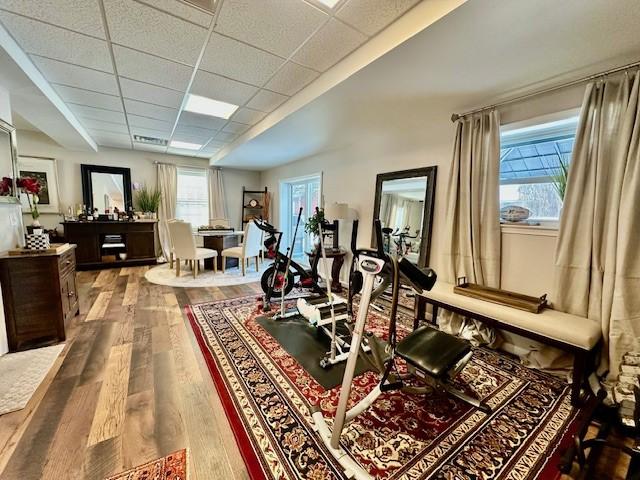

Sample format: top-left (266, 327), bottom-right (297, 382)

top-left (187, 296), bottom-right (583, 480)
top-left (105, 449), bottom-right (187, 479)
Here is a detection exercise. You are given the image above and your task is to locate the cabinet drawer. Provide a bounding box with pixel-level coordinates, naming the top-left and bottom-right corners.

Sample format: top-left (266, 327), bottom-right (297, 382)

top-left (59, 249), bottom-right (76, 277)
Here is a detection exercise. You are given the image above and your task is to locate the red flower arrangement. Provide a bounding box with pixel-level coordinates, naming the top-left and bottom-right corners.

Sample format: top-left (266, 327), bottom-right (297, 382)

top-left (17, 176), bottom-right (42, 224)
top-left (0, 176), bottom-right (13, 196)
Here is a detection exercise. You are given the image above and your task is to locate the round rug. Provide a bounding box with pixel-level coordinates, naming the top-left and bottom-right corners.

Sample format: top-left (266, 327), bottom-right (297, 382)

top-left (144, 262), bottom-right (267, 287)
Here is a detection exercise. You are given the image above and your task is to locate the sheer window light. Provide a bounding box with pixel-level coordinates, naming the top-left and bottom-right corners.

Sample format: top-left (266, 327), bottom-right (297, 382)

top-left (176, 167), bottom-right (208, 229)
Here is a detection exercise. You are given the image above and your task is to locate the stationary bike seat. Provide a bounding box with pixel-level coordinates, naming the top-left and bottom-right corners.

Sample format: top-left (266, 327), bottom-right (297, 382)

top-left (396, 326), bottom-right (470, 379)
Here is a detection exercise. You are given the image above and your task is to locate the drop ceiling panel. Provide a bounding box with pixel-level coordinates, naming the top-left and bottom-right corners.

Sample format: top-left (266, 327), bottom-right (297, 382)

top-left (123, 99), bottom-right (178, 122)
top-left (0, 0), bottom-right (106, 38)
top-left (230, 107), bottom-right (267, 125)
top-left (264, 61), bottom-right (319, 96)
top-left (103, 0), bottom-right (208, 65)
top-left (133, 142), bottom-right (167, 152)
top-left (336, 0), bottom-right (421, 36)
top-left (178, 111), bottom-right (227, 130)
top-left (0, 12), bottom-right (113, 72)
top-left (167, 146), bottom-right (202, 156)
top-left (136, 0), bottom-right (213, 27)
top-left (191, 70), bottom-right (259, 106)
top-left (93, 132), bottom-right (133, 148)
top-left (83, 118), bottom-right (130, 134)
top-left (119, 77), bottom-right (184, 109)
top-left (246, 89), bottom-right (289, 112)
top-left (171, 131), bottom-right (211, 144)
top-left (292, 18), bottom-right (367, 72)
top-left (174, 124), bottom-right (217, 140)
top-left (129, 125), bottom-right (171, 140)
top-left (200, 32), bottom-right (285, 87)
top-left (32, 56), bottom-right (119, 95)
top-left (213, 130), bottom-right (237, 142)
top-left (54, 84), bottom-right (123, 112)
top-left (222, 121), bottom-right (249, 135)
top-left (70, 104), bottom-right (127, 123)
top-left (127, 114), bottom-right (173, 133)
top-left (113, 45), bottom-right (193, 91)
top-left (215, 0), bottom-right (328, 58)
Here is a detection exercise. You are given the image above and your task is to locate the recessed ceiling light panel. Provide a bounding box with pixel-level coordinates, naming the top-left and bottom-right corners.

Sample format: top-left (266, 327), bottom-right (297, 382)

top-left (184, 94), bottom-right (238, 119)
top-left (316, 0), bottom-right (341, 8)
top-left (170, 140), bottom-right (202, 150)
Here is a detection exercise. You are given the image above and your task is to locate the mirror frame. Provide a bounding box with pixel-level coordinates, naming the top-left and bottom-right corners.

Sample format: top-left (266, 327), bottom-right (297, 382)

top-left (0, 118), bottom-right (19, 204)
top-left (81, 164), bottom-right (132, 212)
top-left (372, 166), bottom-right (437, 267)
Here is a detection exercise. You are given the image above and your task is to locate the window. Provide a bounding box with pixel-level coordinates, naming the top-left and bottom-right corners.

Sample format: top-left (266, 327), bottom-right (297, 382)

top-left (176, 167), bottom-right (208, 228)
top-left (279, 174), bottom-right (322, 261)
top-left (500, 116), bottom-right (578, 222)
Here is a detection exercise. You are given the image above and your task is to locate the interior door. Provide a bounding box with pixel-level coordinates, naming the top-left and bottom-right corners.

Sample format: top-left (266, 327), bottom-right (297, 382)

top-left (285, 177), bottom-right (320, 260)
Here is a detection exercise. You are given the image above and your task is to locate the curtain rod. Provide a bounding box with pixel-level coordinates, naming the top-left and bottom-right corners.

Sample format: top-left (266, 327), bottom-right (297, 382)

top-left (451, 59), bottom-right (640, 122)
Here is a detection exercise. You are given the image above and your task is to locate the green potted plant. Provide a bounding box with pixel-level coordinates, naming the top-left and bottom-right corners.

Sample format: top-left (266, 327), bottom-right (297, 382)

top-left (135, 185), bottom-right (161, 219)
top-left (304, 208), bottom-right (325, 250)
top-left (551, 157), bottom-right (569, 201)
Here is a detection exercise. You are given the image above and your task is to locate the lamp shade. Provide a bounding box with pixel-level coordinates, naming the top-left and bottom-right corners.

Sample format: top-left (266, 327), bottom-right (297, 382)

top-left (325, 202), bottom-right (349, 220)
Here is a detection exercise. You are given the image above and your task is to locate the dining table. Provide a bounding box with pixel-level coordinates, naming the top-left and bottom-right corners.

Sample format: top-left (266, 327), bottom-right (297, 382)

top-left (195, 229), bottom-right (244, 270)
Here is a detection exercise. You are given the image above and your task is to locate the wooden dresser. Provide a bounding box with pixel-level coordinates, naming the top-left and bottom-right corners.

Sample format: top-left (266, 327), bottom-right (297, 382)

top-left (63, 220), bottom-right (157, 270)
top-left (0, 244), bottom-right (78, 351)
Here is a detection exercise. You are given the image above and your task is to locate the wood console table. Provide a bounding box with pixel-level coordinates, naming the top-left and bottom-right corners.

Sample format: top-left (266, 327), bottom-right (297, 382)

top-left (63, 220), bottom-right (157, 270)
top-left (307, 248), bottom-right (347, 293)
top-left (0, 244), bottom-right (78, 351)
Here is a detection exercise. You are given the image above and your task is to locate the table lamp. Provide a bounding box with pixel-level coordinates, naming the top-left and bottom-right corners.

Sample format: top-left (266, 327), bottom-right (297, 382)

top-left (324, 202), bottom-right (349, 250)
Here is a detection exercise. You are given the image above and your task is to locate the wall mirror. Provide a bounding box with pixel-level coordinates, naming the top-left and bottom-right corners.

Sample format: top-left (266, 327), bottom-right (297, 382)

top-left (373, 167), bottom-right (437, 267)
top-left (0, 119), bottom-right (19, 203)
top-left (81, 164), bottom-right (132, 212)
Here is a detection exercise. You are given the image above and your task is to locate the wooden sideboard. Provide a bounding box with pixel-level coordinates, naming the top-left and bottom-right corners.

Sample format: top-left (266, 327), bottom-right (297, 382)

top-left (0, 244), bottom-right (78, 351)
top-left (63, 220), bottom-right (157, 270)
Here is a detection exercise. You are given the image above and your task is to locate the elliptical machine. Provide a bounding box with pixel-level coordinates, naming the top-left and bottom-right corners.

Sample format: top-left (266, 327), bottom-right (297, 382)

top-left (312, 220), bottom-right (490, 480)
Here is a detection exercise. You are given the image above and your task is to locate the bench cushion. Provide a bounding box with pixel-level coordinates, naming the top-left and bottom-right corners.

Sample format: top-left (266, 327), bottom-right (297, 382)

top-left (420, 282), bottom-right (601, 351)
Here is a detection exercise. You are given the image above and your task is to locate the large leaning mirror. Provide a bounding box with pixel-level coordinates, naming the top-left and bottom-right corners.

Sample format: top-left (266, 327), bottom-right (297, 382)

top-left (0, 118), bottom-right (19, 203)
top-left (81, 164), bottom-right (132, 212)
top-left (373, 167), bottom-right (437, 267)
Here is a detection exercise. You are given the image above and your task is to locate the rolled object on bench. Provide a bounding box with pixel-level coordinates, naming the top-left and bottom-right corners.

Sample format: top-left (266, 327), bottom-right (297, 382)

top-left (399, 257), bottom-right (437, 293)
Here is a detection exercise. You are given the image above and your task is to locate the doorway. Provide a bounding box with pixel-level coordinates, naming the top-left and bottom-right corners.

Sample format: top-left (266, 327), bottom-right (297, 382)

top-left (279, 174), bottom-right (322, 261)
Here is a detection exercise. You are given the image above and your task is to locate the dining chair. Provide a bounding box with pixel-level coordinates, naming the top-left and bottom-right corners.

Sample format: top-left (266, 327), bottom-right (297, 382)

top-left (167, 218), bottom-right (181, 269)
top-left (168, 220), bottom-right (218, 278)
top-left (221, 220), bottom-right (261, 275)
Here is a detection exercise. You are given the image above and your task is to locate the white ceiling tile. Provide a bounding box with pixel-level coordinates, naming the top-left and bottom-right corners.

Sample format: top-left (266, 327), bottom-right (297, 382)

top-left (191, 70), bottom-right (258, 106)
top-left (215, 0), bottom-right (328, 58)
top-left (336, 0), bottom-right (420, 36)
top-left (200, 32), bottom-right (285, 87)
top-left (84, 119), bottom-right (129, 135)
top-left (213, 130), bottom-right (237, 142)
top-left (127, 114), bottom-right (173, 133)
top-left (175, 124), bottom-right (217, 139)
top-left (53, 84), bottom-right (123, 112)
top-left (113, 45), bottom-right (193, 91)
top-left (0, 0), bottom-right (106, 38)
top-left (167, 147), bottom-right (201, 157)
top-left (123, 99), bottom-right (178, 122)
top-left (103, 0), bottom-right (208, 65)
top-left (171, 131), bottom-right (210, 144)
top-left (246, 89), bottom-right (289, 112)
top-left (70, 104), bottom-right (127, 123)
top-left (91, 131), bottom-right (132, 148)
top-left (136, 0), bottom-right (213, 27)
top-left (178, 111), bottom-right (226, 131)
top-left (264, 62), bottom-right (319, 96)
top-left (130, 126), bottom-right (171, 140)
top-left (222, 121), bottom-right (249, 135)
top-left (133, 143), bottom-right (167, 153)
top-left (292, 18), bottom-right (366, 72)
top-left (0, 12), bottom-right (113, 72)
top-left (32, 56), bottom-right (119, 95)
top-left (230, 107), bottom-right (267, 125)
top-left (201, 140), bottom-right (224, 151)
top-left (120, 77), bottom-right (183, 109)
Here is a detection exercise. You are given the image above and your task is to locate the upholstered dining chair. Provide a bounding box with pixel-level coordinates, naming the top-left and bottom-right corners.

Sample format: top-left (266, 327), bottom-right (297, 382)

top-left (221, 220), bottom-right (261, 275)
top-left (168, 220), bottom-right (218, 278)
top-left (167, 218), bottom-right (181, 269)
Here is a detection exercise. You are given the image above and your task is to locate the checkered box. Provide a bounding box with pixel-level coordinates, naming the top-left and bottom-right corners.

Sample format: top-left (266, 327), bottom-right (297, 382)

top-left (26, 233), bottom-right (50, 250)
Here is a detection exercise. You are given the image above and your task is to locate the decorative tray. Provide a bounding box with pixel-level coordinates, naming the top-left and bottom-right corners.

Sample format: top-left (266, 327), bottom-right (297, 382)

top-left (453, 277), bottom-right (548, 313)
top-left (7, 243), bottom-right (70, 256)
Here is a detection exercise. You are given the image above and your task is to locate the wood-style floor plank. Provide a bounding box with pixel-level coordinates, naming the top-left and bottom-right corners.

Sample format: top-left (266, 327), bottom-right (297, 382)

top-left (85, 291), bottom-right (113, 321)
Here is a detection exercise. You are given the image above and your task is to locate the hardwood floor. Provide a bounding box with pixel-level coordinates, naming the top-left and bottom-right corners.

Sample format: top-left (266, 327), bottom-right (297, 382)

top-left (0, 266), bottom-right (259, 480)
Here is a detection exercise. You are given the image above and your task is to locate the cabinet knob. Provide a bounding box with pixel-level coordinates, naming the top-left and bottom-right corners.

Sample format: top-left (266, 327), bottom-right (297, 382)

top-left (65, 260), bottom-right (72, 264)
top-left (68, 291), bottom-right (75, 297)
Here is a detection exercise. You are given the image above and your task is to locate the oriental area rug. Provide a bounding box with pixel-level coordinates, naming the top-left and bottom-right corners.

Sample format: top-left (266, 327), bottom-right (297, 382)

top-left (105, 449), bottom-right (187, 479)
top-left (186, 296), bottom-right (583, 480)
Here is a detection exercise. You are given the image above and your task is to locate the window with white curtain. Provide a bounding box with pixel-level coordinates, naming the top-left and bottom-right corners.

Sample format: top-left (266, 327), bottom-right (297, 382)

top-left (499, 115), bottom-right (578, 221)
top-left (176, 167), bottom-right (208, 228)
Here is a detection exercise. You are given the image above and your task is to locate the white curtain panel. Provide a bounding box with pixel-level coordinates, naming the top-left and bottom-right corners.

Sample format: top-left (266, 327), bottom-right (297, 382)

top-left (440, 110), bottom-right (501, 345)
top-left (157, 163), bottom-right (177, 261)
top-left (208, 168), bottom-right (227, 220)
top-left (554, 71), bottom-right (640, 380)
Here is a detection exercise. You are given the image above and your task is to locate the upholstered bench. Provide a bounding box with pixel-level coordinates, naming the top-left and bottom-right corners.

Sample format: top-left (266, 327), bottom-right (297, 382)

top-left (414, 282), bottom-right (602, 405)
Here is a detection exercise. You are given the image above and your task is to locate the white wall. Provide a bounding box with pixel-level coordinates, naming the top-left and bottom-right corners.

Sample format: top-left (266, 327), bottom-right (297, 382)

top-left (0, 84), bottom-right (22, 355)
top-left (15, 130), bottom-right (261, 230)
top-left (259, 84), bottom-right (585, 296)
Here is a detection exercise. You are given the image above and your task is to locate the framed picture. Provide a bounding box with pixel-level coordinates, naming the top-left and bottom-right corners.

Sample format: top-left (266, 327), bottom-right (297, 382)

top-left (18, 156), bottom-right (61, 214)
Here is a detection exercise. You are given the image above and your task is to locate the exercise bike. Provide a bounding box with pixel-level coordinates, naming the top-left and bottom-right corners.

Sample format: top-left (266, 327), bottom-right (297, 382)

top-left (312, 219), bottom-right (490, 480)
